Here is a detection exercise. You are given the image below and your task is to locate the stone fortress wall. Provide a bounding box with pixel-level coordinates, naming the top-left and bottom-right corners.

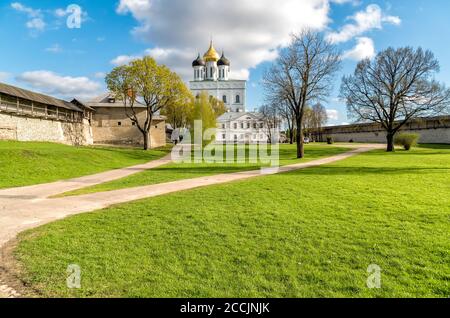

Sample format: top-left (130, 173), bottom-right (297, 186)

top-left (0, 112), bottom-right (93, 146)
top-left (316, 116), bottom-right (450, 144)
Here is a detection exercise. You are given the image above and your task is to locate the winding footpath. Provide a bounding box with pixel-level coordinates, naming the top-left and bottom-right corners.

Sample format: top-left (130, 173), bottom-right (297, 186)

top-left (0, 143), bottom-right (384, 298)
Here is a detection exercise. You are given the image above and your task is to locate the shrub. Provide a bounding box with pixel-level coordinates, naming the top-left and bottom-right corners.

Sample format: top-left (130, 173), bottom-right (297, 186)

top-left (394, 133), bottom-right (420, 151)
top-left (326, 136), bottom-right (334, 144)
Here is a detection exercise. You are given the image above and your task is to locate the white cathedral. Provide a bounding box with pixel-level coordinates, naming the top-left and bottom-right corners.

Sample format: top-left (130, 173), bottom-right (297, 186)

top-left (189, 41), bottom-right (272, 144)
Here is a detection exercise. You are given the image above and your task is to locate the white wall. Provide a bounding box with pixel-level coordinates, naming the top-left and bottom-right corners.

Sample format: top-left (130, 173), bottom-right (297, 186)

top-left (0, 112), bottom-right (93, 145)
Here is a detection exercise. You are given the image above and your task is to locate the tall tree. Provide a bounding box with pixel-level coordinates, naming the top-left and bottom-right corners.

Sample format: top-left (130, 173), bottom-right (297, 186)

top-left (259, 104), bottom-right (280, 143)
top-left (189, 92), bottom-right (217, 145)
top-left (106, 56), bottom-right (190, 150)
top-left (341, 47), bottom-right (450, 152)
top-left (276, 100), bottom-right (296, 144)
top-left (264, 30), bottom-right (341, 158)
top-left (311, 103), bottom-right (328, 141)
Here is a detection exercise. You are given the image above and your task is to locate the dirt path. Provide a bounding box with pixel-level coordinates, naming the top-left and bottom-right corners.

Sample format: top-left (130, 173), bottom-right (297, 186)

top-left (0, 144), bottom-right (384, 298)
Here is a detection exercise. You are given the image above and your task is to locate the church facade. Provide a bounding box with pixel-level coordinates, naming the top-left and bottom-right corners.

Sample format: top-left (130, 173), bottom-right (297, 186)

top-left (189, 41), bottom-right (270, 144)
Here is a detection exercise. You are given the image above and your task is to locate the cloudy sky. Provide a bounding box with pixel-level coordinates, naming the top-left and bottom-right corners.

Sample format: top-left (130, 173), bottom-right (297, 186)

top-left (0, 0), bottom-right (449, 125)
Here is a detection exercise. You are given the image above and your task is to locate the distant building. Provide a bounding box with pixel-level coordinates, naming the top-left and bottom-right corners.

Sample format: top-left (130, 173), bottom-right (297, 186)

top-left (189, 41), bottom-right (272, 143)
top-left (0, 82), bottom-right (93, 145)
top-left (0, 82), bottom-right (166, 148)
top-left (314, 116), bottom-right (450, 144)
top-left (86, 93), bottom-right (166, 148)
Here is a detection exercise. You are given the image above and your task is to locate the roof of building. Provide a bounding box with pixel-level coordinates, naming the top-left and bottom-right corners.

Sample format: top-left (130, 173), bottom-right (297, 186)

top-left (86, 93), bottom-right (146, 108)
top-left (203, 41), bottom-right (220, 62)
top-left (217, 111), bottom-right (263, 122)
top-left (192, 53), bottom-right (206, 67)
top-left (217, 52), bottom-right (230, 66)
top-left (86, 92), bottom-right (166, 120)
top-left (0, 82), bottom-right (83, 112)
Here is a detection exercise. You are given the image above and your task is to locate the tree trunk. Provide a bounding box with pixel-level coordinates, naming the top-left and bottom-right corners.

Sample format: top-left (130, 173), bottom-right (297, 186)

top-left (296, 116), bottom-right (304, 158)
top-left (143, 130), bottom-right (150, 150)
top-left (386, 131), bottom-right (395, 152)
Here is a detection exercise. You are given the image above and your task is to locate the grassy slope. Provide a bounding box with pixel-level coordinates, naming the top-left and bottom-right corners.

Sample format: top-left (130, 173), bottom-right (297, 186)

top-left (0, 141), bottom-right (171, 189)
top-left (15, 145), bottom-right (450, 298)
top-left (63, 144), bottom-right (349, 196)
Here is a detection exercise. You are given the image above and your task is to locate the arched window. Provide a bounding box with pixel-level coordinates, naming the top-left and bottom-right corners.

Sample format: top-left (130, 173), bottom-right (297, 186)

top-left (235, 95), bottom-right (240, 103)
top-left (222, 95), bottom-right (227, 103)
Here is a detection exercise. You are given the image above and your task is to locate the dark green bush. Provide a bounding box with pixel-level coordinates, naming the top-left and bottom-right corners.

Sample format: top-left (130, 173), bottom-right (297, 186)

top-left (394, 133), bottom-right (420, 151)
top-left (326, 136), bottom-right (334, 144)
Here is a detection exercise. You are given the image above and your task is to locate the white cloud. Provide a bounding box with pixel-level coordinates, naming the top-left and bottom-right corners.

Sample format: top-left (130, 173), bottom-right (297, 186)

top-left (111, 54), bottom-right (141, 66)
top-left (326, 109), bottom-right (339, 120)
top-left (11, 2), bottom-right (40, 17)
top-left (330, 0), bottom-right (360, 5)
top-left (327, 4), bottom-right (401, 43)
top-left (26, 18), bottom-right (45, 31)
top-left (343, 37), bottom-right (375, 60)
top-left (0, 72), bottom-right (10, 82)
top-left (11, 2), bottom-right (46, 31)
top-left (45, 44), bottom-right (63, 53)
top-left (114, 0), bottom-right (333, 80)
top-left (16, 71), bottom-right (102, 100)
top-left (94, 72), bottom-right (106, 79)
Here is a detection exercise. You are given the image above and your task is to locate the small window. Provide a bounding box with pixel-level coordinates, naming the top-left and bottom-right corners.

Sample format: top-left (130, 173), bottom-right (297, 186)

top-left (241, 123), bottom-right (244, 129)
top-left (118, 122), bottom-right (122, 126)
top-left (222, 124), bottom-right (225, 129)
top-left (222, 134), bottom-right (226, 140)
top-left (223, 95), bottom-right (227, 103)
top-left (132, 122), bottom-right (136, 126)
top-left (253, 123), bottom-right (257, 129)
top-left (260, 123), bottom-right (264, 128)
top-left (247, 123), bottom-right (250, 129)
top-left (235, 95), bottom-right (240, 103)
top-left (234, 135), bottom-right (238, 140)
top-left (233, 123), bottom-right (237, 129)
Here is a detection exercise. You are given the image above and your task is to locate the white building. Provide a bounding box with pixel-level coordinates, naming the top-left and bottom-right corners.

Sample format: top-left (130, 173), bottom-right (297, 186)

top-left (189, 41), bottom-right (273, 144)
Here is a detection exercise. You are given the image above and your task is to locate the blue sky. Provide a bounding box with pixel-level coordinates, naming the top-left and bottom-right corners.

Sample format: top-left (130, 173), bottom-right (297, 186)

top-left (0, 0), bottom-right (449, 125)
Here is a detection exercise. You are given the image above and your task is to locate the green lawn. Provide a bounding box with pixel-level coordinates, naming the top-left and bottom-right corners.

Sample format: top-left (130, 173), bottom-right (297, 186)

top-left (0, 141), bottom-right (171, 189)
top-left (15, 145), bottom-right (450, 297)
top-left (62, 144), bottom-right (349, 196)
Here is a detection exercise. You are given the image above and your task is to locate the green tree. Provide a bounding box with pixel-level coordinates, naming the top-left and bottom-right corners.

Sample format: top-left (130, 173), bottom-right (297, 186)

top-left (189, 92), bottom-right (217, 145)
top-left (106, 56), bottom-right (190, 150)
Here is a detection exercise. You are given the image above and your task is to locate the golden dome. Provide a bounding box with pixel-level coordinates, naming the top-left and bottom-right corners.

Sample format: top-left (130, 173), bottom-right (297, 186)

top-left (203, 41), bottom-right (220, 62)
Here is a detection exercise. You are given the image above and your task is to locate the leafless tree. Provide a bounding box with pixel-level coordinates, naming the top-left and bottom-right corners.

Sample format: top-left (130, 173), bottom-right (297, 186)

top-left (259, 104), bottom-right (280, 144)
top-left (341, 47), bottom-right (450, 152)
top-left (264, 30), bottom-right (341, 158)
top-left (276, 100), bottom-right (296, 144)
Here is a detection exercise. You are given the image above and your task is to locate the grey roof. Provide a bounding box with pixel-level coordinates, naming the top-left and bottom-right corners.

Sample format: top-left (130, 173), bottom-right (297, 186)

top-left (0, 82), bottom-right (83, 112)
top-left (217, 53), bottom-right (230, 66)
top-left (86, 92), bottom-right (166, 120)
top-left (217, 111), bottom-right (263, 122)
top-left (86, 93), bottom-right (146, 108)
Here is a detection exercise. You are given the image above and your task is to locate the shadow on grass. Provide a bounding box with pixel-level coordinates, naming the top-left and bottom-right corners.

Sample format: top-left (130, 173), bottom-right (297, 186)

top-left (287, 166), bottom-right (450, 176)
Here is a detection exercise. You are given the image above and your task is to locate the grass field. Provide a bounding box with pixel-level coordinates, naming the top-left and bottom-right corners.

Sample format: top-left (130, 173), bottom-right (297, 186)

top-left (14, 144), bottom-right (450, 298)
top-left (0, 141), bottom-right (171, 189)
top-left (62, 144), bottom-right (349, 196)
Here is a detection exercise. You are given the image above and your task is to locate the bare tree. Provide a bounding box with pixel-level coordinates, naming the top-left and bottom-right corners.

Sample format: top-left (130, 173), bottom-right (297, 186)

top-left (259, 104), bottom-right (280, 144)
top-left (311, 103), bottom-right (328, 141)
top-left (341, 47), bottom-right (450, 152)
top-left (264, 30), bottom-right (341, 158)
top-left (276, 100), bottom-right (296, 144)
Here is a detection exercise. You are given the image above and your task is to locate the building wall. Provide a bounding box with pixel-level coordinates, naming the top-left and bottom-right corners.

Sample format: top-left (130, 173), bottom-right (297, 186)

top-left (91, 107), bottom-right (166, 148)
top-left (319, 117), bottom-right (450, 144)
top-left (189, 80), bottom-right (246, 112)
top-left (326, 128), bottom-right (450, 144)
top-left (0, 112), bottom-right (93, 145)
